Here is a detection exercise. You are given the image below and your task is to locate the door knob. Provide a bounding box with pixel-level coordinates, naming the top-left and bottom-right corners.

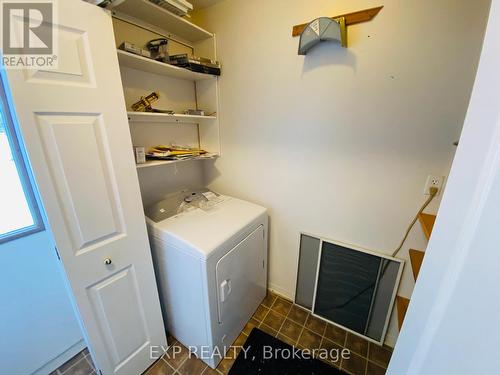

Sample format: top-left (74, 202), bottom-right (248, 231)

top-left (104, 258), bottom-right (112, 265)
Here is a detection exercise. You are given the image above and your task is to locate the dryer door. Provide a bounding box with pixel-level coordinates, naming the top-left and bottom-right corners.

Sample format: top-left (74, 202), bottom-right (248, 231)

top-left (216, 225), bottom-right (266, 330)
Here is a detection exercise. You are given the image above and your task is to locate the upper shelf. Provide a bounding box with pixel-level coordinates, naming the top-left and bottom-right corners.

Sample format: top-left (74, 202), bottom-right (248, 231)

top-left (117, 50), bottom-right (216, 81)
top-left (107, 0), bottom-right (213, 43)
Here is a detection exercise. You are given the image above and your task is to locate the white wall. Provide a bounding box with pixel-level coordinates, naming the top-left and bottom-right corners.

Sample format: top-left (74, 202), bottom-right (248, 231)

top-left (194, 0), bottom-right (489, 346)
top-left (0, 229), bottom-right (84, 375)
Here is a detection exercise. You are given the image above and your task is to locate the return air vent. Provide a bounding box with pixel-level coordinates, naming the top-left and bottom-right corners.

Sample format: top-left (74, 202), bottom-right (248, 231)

top-left (295, 234), bottom-right (404, 344)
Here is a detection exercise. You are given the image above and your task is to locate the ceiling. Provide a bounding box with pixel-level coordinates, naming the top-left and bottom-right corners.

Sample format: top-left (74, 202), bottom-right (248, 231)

top-left (188, 0), bottom-right (224, 10)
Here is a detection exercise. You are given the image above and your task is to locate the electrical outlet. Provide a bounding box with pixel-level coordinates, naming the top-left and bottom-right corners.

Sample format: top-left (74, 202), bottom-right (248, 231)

top-left (424, 175), bottom-right (444, 195)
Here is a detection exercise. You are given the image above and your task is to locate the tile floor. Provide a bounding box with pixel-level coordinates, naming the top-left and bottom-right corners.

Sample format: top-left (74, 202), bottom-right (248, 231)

top-left (144, 291), bottom-right (393, 375)
top-left (50, 348), bottom-right (96, 375)
top-left (53, 291), bottom-right (393, 375)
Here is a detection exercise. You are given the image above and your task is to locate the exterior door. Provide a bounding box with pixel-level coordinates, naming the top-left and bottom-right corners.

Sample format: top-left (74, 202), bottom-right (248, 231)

top-left (4, 1), bottom-right (166, 374)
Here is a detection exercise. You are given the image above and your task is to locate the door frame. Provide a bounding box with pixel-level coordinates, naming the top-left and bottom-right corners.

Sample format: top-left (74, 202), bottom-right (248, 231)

top-left (0, 69), bottom-right (44, 242)
top-left (388, 1), bottom-right (499, 373)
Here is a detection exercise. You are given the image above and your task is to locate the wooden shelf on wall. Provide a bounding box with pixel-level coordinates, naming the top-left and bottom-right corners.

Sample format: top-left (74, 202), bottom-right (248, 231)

top-left (117, 50), bottom-right (216, 81)
top-left (107, 0), bottom-right (213, 43)
top-left (127, 111), bottom-right (217, 124)
top-left (292, 6), bottom-right (383, 37)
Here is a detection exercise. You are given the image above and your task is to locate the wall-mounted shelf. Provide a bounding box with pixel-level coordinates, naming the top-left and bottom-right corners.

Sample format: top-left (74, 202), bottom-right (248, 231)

top-left (117, 50), bottom-right (216, 81)
top-left (127, 111), bottom-right (216, 124)
top-left (107, 0), bottom-right (213, 43)
top-left (136, 154), bottom-right (219, 169)
top-left (292, 6), bottom-right (383, 37)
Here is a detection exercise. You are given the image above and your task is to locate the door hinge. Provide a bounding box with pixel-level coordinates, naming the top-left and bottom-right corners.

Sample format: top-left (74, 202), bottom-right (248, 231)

top-left (262, 259), bottom-right (265, 269)
top-left (54, 246), bottom-right (60, 260)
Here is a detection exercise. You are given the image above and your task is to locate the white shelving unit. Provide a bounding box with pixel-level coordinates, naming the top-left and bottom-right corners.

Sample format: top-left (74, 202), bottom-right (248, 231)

top-left (107, 0), bottom-right (212, 43)
top-left (117, 50), bottom-right (216, 81)
top-left (127, 111), bottom-right (216, 124)
top-left (111, 1), bottom-right (221, 170)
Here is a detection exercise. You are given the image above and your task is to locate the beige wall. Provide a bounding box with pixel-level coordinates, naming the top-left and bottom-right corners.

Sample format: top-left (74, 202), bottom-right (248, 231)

top-left (194, 0), bottom-right (490, 345)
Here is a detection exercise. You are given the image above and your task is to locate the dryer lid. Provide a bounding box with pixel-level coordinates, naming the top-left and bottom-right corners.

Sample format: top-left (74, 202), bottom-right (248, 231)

top-left (145, 189), bottom-right (221, 222)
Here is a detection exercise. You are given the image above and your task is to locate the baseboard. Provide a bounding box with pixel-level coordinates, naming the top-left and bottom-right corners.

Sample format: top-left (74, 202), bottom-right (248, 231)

top-left (268, 282), bottom-right (293, 301)
top-left (384, 332), bottom-right (397, 348)
top-left (32, 339), bottom-right (86, 375)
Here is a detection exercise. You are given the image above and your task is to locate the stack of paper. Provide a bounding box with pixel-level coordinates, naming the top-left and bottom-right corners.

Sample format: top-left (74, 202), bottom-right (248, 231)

top-left (149, 0), bottom-right (193, 16)
top-left (147, 145), bottom-right (207, 160)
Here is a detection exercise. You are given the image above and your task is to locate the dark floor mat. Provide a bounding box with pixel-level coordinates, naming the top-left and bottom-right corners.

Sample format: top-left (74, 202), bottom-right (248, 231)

top-left (228, 328), bottom-right (345, 375)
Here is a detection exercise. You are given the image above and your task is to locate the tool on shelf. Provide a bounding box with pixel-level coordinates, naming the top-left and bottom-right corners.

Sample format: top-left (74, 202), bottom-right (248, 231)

top-left (146, 38), bottom-right (170, 63)
top-left (169, 53), bottom-right (221, 76)
top-left (184, 109), bottom-right (206, 116)
top-left (119, 41), bottom-right (151, 58)
top-left (131, 92), bottom-right (174, 114)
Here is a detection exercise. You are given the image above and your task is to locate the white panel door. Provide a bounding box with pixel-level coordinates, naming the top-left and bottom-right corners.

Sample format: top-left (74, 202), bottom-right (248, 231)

top-left (216, 225), bottom-right (266, 333)
top-left (4, 2), bottom-right (166, 374)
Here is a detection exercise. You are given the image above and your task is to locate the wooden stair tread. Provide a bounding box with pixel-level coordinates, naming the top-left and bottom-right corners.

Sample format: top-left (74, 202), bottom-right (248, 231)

top-left (419, 213), bottom-right (436, 239)
top-left (396, 296), bottom-right (410, 330)
top-left (409, 249), bottom-right (425, 281)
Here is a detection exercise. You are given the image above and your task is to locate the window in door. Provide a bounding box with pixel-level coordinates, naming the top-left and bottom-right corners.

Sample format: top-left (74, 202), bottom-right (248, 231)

top-left (0, 72), bottom-right (43, 243)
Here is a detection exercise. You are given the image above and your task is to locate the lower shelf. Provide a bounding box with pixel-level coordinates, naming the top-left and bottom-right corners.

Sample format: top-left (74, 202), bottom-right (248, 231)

top-left (136, 154), bottom-right (219, 169)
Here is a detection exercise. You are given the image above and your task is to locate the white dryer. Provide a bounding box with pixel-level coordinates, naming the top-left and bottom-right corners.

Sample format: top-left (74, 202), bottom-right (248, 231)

top-left (145, 190), bottom-right (268, 368)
